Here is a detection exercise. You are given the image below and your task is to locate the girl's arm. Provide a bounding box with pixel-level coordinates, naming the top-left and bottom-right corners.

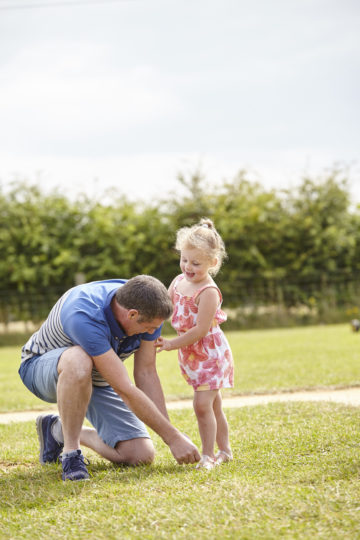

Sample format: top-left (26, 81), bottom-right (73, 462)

top-left (156, 287), bottom-right (220, 352)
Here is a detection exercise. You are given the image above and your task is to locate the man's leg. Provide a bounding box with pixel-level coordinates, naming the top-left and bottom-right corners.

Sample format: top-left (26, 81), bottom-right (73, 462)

top-left (54, 346), bottom-right (93, 480)
top-left (20, 346), bottom-right (92, 480)
top-left (82, 384), bottom-right (155, 465)
top-left (56, 346), bottom-right (93, 454)
top-left (30, 349), bottom-right (154, 469)
top-left (80, 428), bottom-right (155, 465)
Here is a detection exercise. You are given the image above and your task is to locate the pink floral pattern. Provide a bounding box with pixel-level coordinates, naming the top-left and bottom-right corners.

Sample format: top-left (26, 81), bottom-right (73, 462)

top-left (171, 275), bottom-right (234, 391)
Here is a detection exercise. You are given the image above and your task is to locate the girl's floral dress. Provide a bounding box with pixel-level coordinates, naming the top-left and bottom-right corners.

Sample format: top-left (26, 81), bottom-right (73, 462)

top-left (171, 274), bottom-right (234, 391)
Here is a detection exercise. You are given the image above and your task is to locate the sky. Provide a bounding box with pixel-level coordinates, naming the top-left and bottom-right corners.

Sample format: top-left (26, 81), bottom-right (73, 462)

top-left (0, 0), bottom-right (359, 203)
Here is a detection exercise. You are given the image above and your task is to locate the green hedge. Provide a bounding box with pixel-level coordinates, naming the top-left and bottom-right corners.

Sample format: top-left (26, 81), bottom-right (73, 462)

top-left (1, 167), bottom-right (360, 323)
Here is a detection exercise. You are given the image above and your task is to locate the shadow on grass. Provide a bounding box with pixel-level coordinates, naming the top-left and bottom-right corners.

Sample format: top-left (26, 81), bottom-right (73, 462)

top-left (0, 458), bottom-right (195, 511)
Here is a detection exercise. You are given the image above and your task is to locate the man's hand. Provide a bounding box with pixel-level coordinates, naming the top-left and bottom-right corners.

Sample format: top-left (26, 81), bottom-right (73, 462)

top-left (155, 336), bottom-right (173, 352)
top-left (168, 432), bottom-right (201, 464)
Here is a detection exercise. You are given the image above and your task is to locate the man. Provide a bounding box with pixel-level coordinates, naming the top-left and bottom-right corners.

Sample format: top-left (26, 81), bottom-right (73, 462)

top-left (19, 275), bottom-right (200, 481)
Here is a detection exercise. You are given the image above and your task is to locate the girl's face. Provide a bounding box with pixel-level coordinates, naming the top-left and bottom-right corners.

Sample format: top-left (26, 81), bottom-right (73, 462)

top-left (180, 247), bottom-right (216, 283)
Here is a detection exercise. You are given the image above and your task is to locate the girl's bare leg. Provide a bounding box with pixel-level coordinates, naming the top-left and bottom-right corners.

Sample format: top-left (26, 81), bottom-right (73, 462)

top-left (213, 392), bottom-right (232, 456)
top-left (193, 390), bottom-right (218, 458)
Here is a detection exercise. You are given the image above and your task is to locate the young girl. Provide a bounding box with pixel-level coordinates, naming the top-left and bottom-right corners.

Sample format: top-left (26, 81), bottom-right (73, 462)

top-left (156, 218), bottom-right (234, 470)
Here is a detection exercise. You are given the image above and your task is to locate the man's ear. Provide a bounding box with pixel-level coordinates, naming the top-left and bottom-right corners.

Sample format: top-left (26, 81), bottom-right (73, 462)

top-left (127, 309), bottom-right (139, 320)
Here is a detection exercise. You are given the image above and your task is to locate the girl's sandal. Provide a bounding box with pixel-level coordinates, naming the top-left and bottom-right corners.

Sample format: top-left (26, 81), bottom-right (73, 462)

top-left (195, 455), bottom-right (215, 470)
top-left (215, 450), bottom-right (233, 465)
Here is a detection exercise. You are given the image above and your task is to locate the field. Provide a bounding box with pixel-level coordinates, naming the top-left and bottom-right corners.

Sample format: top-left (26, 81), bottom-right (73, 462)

top-left (1, 324), bottom-right (359, 413)
top-left (1, 324), bottom-right (360, 538)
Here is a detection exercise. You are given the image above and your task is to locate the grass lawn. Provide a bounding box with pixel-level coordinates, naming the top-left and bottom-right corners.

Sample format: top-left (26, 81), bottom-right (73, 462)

top-left (1, 403), bottom-right (360, 539)
top-left (1, 323), bottom-right (360, 538)
top-left (1, 323), bottom-right (359, 412)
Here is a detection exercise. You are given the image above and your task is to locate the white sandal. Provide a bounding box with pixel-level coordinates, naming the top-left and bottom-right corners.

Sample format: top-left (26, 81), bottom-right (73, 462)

top-left (215, 450), bottom-right (233, 465)
top-left (196, 454), bottom-right (215, 470)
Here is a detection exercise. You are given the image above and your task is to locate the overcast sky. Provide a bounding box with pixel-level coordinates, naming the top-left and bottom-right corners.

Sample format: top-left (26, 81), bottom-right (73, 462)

top-left (0, 0), bottom-right (359, 202)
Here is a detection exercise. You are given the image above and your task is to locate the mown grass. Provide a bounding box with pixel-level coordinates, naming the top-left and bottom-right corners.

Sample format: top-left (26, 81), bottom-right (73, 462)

top-left (1, 403), bottom-right (360, 539)
top-left (1, 323), bottom-right (359, 412)
top-left (1, 323), bottom-right (360, 538)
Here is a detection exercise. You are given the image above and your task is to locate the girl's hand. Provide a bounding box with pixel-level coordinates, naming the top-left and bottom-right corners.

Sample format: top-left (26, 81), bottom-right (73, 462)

top-left (155, 337), bottom-right (173, 352)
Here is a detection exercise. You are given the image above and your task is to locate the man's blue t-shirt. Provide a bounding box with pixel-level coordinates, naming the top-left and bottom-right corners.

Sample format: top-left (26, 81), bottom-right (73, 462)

top-left (21, 279), bottom-right (162, 386)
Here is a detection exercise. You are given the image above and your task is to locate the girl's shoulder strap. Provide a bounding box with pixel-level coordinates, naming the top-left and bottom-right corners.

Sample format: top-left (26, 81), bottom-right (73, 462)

top-left (193, 283), bottom-right (222, 303)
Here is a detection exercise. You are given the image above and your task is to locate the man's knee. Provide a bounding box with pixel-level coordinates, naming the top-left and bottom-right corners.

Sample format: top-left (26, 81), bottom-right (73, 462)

top-left (114, 438), bottom-right (155, 466)
top-left (57, 346), bottom-right (93, 384)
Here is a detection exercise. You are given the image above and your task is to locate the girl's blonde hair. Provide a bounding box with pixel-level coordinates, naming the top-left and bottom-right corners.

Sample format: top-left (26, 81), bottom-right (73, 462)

top-left (175, 218), bottom-right (227, 276)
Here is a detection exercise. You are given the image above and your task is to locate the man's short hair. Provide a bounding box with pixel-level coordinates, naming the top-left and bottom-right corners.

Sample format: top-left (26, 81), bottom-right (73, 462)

top-left (115, 275), bottom-right (173, 321)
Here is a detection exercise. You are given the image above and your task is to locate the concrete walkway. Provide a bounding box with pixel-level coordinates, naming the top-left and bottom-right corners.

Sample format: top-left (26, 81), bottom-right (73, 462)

top-left (1, 387), bottom-right (360, 425)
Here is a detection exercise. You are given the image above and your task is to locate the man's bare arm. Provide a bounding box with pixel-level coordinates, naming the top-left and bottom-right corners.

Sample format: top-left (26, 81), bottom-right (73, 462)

top-left (92, 349), bottom-right (200, 464)
top-left (134, 339), bottom-right (169, 420)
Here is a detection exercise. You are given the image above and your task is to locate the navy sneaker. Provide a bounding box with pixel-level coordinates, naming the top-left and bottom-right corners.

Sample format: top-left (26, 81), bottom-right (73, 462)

top-left (36, 414), bottom-right (64, 464)
top-left (61, 449), bottom-right (90, 481)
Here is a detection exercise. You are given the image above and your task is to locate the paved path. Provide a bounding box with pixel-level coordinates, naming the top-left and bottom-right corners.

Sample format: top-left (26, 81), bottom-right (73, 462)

top-left (1, 387), bottom-right (360, 425)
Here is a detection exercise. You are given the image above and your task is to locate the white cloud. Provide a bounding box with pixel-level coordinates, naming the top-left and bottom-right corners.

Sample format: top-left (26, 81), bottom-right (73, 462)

top-left (1, 45), bottom-right (184, 153)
